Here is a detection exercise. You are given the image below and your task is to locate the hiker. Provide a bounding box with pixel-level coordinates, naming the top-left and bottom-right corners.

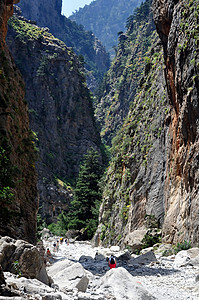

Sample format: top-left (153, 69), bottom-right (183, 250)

top-left (108, 254), bottom-right (116, 269)
top-left (60, 237), bottom-right (63, 244)
top-left (46, 248), bottom-right (51, 256)
top-left (53, 242), bottom-right (56, 253)
top-left (56, 240), bottom-right (59, 252)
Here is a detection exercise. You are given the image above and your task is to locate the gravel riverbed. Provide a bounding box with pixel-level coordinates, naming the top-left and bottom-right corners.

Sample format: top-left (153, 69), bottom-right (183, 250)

top-left (43, 239), bottom-right (199, 300)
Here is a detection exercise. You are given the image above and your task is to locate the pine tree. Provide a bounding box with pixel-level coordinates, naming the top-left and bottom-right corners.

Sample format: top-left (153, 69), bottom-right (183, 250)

top-left (67, 148), bottom-right (104, 239)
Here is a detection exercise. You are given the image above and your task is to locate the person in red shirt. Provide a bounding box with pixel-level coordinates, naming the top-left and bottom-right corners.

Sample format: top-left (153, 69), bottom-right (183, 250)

top-left (46, 248), bottom-right (51, 256)
top-left (108, 254), bottom-right (116, 269)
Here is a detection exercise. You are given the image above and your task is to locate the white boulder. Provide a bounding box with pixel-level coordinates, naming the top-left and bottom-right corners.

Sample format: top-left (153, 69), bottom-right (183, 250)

top-left (48, 260), bottom-right (89, 292)
top-left (173, 250), bottom-right (191, 268)
top-left (98, 267), bottom-right (155, 300)
top-left (110, 245), bottom-right (120, 252)
top-left (4, 272), bottom-right (70, 300)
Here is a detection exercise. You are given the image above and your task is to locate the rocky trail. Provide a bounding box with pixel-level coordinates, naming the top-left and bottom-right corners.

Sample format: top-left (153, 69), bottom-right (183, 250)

top-left (2, 237), bottom-right (199, 300)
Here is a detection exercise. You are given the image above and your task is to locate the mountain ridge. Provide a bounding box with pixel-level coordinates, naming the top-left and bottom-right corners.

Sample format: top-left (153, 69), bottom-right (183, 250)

top-left (69, 0), bottom-right (143, 56)
top-left (17, 0), bottom-right (110, 90)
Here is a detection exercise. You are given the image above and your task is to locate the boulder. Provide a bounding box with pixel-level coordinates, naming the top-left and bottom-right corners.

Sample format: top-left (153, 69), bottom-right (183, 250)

top-left (65, 229), bottom-right (80, 239)
top-left (48, 260), bottom-right (89, 292)
top-left (79, 255), bottom-right (94, 263)
top-left (187, 248), bottom-right (199, 258)
top-left (110, 245), bottom-right (120, 252)
top-left (0, 236), bottom-right (49, 285)
top-left (128, 251), bottom-right (157, 266)
top-left (124, 229), bottom-right (147, 252)
top-left (4, 272), bottom-right (71, 300)
top-left (99, 267), bottom-right (155, 300)
top-left (140, 247), bottom-right (154, 255)
top-left (154, 243), bottom-right (174, 256)
top-left (117, 251), bottom-right (131, 261)
top-left (173, 250), bottom-right (191, 268)
top-left (94, 253), bottom-right (105, 261)
top-left (40, 228), bottom-right (52, 240)
top-left (186, 248), bottom-right (199, 267)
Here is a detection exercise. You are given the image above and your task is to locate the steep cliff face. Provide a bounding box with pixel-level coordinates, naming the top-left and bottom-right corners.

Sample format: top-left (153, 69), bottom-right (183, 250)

top-left (98, 0), bottom-right (199, 247)
top-left (153, 0), bottom-right (199, 244)
top-left (97, 0), bottom-right (169, 246)
top-left (98, 41), bottom-right (169, 246)
top-left (7, 10), bottom-right (103, 224)
top-left (17, 0), bottom-right (110, 90)
top-left (0, 0), bottom-right (38, 243)
top-left (95, 0), bottom-right (155, 144)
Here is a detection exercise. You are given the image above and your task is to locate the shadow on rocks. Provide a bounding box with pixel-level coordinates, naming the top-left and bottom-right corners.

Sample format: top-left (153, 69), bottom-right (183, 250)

top-left (74, 249), bottom-right (180, 279)
top-left (76, 253), bottom-right (110, 276)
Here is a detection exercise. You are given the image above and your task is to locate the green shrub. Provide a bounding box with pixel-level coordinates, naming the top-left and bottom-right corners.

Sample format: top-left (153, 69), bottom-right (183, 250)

top-left (162, 249), bottom-right (173, 257)
top-left (13, 260), bottom-right (22, 278)
top-left (173, 240), bottom-right (191, 254)
top-left (142, 232), bottom-right (162, 249)
top-left (47, 211), bottom-right (68, 236)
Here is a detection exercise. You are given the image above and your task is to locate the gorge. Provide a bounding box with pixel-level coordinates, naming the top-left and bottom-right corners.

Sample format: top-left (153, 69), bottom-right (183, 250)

top-left (0, 0), bottom-right (199, 298)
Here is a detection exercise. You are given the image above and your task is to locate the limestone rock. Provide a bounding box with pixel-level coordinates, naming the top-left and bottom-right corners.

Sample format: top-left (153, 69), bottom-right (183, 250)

top-left (7, 10), bottom-right (104, 224)
top-left (128, 251), bottom-right (157, 266)
top-left (140, 247), bottom-right (154, 255)
top-left (0, 237), bottom-right (49, 285)
top-left (153, 0), bottom-right (199, 246)
top-left (41, 228), bottom-right (52, 240)
top-left (4, 272), bottom-right (70, 300)
top-left (110, 245), bottom-right (120, 252)
top-left (48, 260), bottom-right (89, 292)
top-left (173, 250), bottom-right (191, 268)
top-left (187, 248), bottom-right (199, 259)
top-left (97, 0), bottom-right (199, 249)
top-left (99, 267), bottom-right (155, 300)
top-left (124, 229), bottom-right (148, 251)
top-left (17, 0), bottom-right (110, 91)
top-left (154, 243), bottom-right (174, 257)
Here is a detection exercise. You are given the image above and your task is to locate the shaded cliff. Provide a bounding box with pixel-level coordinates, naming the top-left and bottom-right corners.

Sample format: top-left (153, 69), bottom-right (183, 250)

top-left (98, 0), bottom-right (199, 247)
top-left (7, 10), bottom-right (104, 224)
top-left (17, 0), bottom-right (110, 90)
top-left (0, 0), bottom-right (38, 243)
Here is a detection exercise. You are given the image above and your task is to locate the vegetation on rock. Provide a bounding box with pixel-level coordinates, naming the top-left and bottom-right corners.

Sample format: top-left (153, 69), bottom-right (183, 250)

top-left (17, 0), bottom-right (110, 90)
top-left (70, 0), bottom-right (143, 57)
top-left (95, 0), bottom-right (154, 144)
top-left (7, 12), bottom-right (105, 225)
top-left (0, 1), bottom-right (38, 244)
top-left (98, 0), bottom-right (169, 246)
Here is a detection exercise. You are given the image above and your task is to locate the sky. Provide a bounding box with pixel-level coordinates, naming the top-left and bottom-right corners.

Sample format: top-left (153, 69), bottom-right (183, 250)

top-left (62, 0), bottom-right (94, 17)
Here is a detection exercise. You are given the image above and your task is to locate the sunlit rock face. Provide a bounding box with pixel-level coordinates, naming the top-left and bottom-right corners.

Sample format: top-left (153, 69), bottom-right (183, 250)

top-left (153, 0), bottom-right (199, 244)
top-left (97, 0), bottom-right (199, 247)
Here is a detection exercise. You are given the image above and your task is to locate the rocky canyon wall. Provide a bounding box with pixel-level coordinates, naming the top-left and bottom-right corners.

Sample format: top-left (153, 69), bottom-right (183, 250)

top-left (0, 0), bottom-right (38, 244)
top-left (153, 0), bottom-right (199, 244)
top-left (17, 0), bottom-right (110, 91)
top-left (7, 9), bottom-right (104, 224)
top-left (98, 0), bottom-right (199, 247)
